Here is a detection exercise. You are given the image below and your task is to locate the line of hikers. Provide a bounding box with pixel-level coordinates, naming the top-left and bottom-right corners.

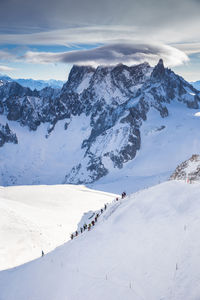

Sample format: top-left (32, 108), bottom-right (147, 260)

top-left (70, 191), bottom-right (127, 240)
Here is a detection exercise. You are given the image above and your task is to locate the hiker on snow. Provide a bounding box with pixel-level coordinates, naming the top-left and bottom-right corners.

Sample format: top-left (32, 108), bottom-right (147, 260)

top-left (104, 204), bottom-right (107, 210)
top-left (91, 220), bottom-right (95, 226)
top-left (122, 192), bottom-right (126, 199)
top-left (71, 234), bottom-right (74, 240)
top-left (75, 231), bottom-right (78, 236)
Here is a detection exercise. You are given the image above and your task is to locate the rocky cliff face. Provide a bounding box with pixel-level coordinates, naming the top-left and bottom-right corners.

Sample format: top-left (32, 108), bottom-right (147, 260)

top-left (170, 154), bottom-right (200, 182)
top-left (0, 123), bottom-right (18, 147)
top-left (0, 59), bottom-right (200, 184)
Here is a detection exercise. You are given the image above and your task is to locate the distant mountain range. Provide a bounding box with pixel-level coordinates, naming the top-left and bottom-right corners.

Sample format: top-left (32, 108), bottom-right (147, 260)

top-left (0, 74), bottom-right (64, 90)
top-left (190, 80), bottom-right (200, 91)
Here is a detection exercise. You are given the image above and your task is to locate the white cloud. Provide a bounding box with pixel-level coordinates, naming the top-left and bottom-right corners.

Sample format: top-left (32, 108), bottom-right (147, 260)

top-left (0, 50), bottom-right (17, 61)
top-left (173, 42), bottom-right (200, 55)
top-left (0, 65), bottom-right (15, 72)
top-left (21, 43), bottom-right (189, 67)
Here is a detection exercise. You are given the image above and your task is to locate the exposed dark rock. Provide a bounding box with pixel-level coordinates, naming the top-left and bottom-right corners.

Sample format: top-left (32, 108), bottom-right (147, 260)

top-left (0, 123), bottom-right (18, 147)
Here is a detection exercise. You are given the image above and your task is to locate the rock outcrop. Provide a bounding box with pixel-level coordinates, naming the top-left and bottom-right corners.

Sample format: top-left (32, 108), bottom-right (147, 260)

top-left (170, 154), bottom-right (200, 182)
top-left (0, 123), bottom-right (18, 147)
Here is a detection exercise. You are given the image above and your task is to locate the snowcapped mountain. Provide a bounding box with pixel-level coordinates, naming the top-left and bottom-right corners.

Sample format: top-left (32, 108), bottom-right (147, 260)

top-left (170, 154), bottom-right (200, 182)
top-left (0, 74), bottom-right (64, 90)
top-left (191, 80), bottom-right (200, 91)
top-left (1, 180), bottom-right (200, 300)
top-left (0, 59), bottom-right (200, 190)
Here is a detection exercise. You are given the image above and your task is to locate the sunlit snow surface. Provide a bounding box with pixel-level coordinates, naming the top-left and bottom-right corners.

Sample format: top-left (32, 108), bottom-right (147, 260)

top-left (0, 184), bottom-right (116, 270)
top-left (1, 181), bottom-right (200, 300)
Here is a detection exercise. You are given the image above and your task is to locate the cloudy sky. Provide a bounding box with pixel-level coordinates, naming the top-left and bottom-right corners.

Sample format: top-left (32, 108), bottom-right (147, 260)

top-left (0, 0), bottom-right (200, 81)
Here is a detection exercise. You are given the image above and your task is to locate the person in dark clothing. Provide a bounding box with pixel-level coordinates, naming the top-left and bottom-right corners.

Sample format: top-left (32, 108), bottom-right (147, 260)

top-left (80, 227), bottom-right (83, 233)
top-left (71, 234), bottom-right (74, 240)
top-left (101, 208), bottom-right (103, 214)
top-left (42, 250), bottom-right (44, 257)
top-left (75, 231), bottom-right (78, 236)
top-left (104, 204), bottom-right (107, 210)
top-left (122, 192), bottom-right (126, 199)
top-left (88, 224), bottom-right (91, 231)
top-left (116, 197), bottom-right (119, 201)
top-left (95, 216), bottom-right (98, 222)
top-left (91, 220), bottom-right (95, 226)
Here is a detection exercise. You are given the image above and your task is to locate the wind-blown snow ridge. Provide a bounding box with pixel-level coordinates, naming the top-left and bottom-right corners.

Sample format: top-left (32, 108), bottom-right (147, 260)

top-left (1, 180), bottom-right (200, 300)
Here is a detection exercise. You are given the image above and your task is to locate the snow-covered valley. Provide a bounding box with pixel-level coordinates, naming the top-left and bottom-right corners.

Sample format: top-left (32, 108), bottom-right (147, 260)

top-left (0, 184), bottom-right (116, 270)
top-left (1, 180), bottom-right (200, 300)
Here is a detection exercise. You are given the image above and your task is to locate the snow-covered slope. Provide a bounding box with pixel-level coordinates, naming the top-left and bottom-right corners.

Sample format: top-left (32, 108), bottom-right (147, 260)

top-left (0, 184), bottom-right (116, 270)
top-left (1, 101), bottom-right (200, 194)
top-left (91, 102), bottom-right (200, 193)
top-left (1, 180), bottom-right (200, 300)
top-left (0, 60), bottom-right (200, 190)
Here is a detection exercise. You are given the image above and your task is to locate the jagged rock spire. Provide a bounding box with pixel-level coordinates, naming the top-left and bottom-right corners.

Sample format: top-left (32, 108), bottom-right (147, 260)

top-left (151, 58), bottom-right (165, 80)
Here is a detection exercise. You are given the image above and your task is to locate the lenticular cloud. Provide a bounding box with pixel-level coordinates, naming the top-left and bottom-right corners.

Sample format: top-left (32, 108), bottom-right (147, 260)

top-left (22, 42), bottom-right (189, 67)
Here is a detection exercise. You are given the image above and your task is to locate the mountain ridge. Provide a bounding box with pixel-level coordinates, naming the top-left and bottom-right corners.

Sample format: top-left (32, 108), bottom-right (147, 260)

top-left (0, 60), bottom-right (200, 187)
top-left (0, 74), bottom-right (64, 91)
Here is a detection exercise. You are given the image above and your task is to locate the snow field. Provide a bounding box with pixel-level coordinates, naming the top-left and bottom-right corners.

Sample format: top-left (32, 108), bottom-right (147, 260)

top-left (1, 181), bottom-right (200, 300)
top-left (0, 184), bottom-right (117, 270)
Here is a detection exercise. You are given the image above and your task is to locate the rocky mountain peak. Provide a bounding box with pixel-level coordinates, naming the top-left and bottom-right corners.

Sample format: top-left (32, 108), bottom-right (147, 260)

top-left (63, 65), bottom-right (95, 93)
top-left (1, 60), bottom-right (200, 186)
top-left (170, 154), bottom-right (200, 182)
top-left (151, 58), bottom-right (165, 80)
